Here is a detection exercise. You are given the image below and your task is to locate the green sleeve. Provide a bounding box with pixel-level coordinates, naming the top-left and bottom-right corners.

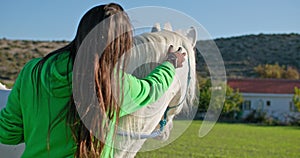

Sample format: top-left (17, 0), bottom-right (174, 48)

top-left (120, 61), bottom-right (175, 116)
top-left (0, 66), bottom-right (25, 144)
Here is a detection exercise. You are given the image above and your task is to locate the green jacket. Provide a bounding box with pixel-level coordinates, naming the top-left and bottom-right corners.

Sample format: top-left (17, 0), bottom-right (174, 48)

top-left (0, 52), bottom-right (175, 157)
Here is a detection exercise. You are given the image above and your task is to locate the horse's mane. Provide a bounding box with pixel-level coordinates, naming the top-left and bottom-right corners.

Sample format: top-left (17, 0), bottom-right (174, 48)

top-left (127, 29), bottom-right (197, 108)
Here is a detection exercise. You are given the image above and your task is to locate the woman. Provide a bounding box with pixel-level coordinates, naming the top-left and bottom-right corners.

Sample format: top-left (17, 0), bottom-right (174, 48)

top-left (0, 3), bottom-right (186, 158)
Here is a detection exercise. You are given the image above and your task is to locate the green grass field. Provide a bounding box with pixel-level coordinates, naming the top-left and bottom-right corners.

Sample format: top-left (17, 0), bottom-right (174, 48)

top-left (136, 121), bottom-right (300, 158)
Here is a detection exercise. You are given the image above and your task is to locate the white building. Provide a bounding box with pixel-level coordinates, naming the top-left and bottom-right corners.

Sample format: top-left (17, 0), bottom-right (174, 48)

top-left (228, 78), bottom-right (300, 121)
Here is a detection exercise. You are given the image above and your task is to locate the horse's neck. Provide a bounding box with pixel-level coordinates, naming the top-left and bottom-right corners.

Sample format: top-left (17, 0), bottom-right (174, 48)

top-left (114, 79), bottom-right (181, 157)
top-left (125, 37), bottom-right (166, 75)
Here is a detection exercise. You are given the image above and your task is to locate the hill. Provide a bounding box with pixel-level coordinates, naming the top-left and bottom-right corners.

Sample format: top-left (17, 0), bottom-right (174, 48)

top-left (196, 33), bottom-right (300, 77)
top-left (0, 33), bottom-right (299, 86)
top-left (0, 39), bottom-right (68, 86)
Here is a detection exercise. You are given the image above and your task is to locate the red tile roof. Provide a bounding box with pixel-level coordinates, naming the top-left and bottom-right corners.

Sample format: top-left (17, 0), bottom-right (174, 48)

top-left (228, 78), bottom-right (300, 94)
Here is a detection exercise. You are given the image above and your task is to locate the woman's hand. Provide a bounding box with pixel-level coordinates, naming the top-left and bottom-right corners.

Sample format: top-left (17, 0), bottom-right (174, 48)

top-left (165, 45), bottom-right (186, 68)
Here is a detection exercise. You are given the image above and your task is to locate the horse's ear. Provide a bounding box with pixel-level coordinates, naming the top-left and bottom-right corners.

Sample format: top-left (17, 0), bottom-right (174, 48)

top-left (176, 27), bottom-right (197, 47)
top-left (163, 22), bottom-right (173, 31)
top-left (186, 27), bottom-right (197, 47)
top-left (151, 23), bottom-right (161, 32)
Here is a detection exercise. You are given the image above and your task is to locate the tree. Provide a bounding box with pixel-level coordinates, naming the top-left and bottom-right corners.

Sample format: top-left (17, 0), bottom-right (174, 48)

top-left (254, 63), bottom-right (285, 79)
top-left (293, 87), bottom-right (300, 112)
top-left (223, 86), bottom-right (244, 118)
top-left (198, 79), bottom-right (211, 112)
top-left (284, 67), bottom-right (300, 79)
top-left (254, 64), bottom-right (300, 79)
top-left (198, 79), bottom-right (243, 119)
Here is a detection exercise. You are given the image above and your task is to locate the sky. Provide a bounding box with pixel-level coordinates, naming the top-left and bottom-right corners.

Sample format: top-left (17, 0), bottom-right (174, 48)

top-left (0, 0), bottom-right (299, 40)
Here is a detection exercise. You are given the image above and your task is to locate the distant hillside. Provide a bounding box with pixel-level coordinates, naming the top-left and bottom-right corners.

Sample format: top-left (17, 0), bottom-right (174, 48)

top-left (0, 39), bottom-right (68, 85)
top-left (0, 33), bottom-right (299, 86)
top-left (196, 33), bottom-right (300, 78)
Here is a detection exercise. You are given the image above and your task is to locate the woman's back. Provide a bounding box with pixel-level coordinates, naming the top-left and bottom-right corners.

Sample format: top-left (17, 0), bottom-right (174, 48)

top-left (0, 52), bottom-right (75, 157)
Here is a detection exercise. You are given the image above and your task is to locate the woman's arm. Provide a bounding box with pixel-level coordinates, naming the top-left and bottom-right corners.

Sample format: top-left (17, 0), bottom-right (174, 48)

top-left (120, 61), bottom-right (175, 116)
top-left (0, 68), bottom-right (25, 144)
top-left (119, 46), bottom-right (186, 116)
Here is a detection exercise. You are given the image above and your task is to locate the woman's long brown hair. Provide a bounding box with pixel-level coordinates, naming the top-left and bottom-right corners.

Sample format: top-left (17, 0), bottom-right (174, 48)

top-left (32, 3), bottom-right (133, 157)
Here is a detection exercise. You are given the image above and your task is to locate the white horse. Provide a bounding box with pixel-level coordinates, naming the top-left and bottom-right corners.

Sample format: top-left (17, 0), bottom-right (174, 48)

top-left (114, 23), bottom-right (197, 157)
top-left (0, 24), bottom-right (197, 158)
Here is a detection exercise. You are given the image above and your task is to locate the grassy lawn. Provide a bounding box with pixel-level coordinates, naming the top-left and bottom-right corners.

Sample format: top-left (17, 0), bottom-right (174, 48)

top-left (136, 121), bottom-right (300, 158)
